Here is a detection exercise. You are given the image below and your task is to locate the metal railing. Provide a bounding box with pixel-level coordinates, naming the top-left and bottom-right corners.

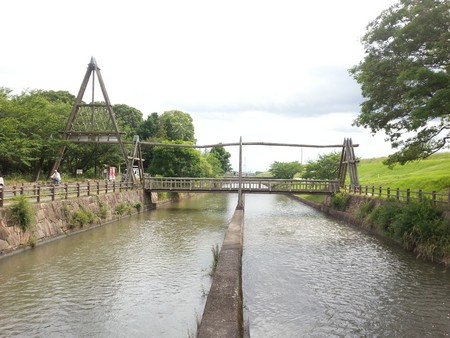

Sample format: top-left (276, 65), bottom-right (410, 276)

top-left (0, 181), bottom-right (139, 207)
top-left (343, 184), bottom-right (450, 207)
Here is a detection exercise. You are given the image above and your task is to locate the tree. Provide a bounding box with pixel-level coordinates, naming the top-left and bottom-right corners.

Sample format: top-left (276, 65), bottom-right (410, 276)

top-left (302, 152), bottom-right (341, 180)
top-left (157, 110), bottom-right (195, 142)
top-left (137, 112), bottom-right (159, 140)
top-left (350, 0), bottom-right (450, 166)
top-left (0, 89), bottom-right (73, 177)
top-left (269, 161), bottom-right (302, 179)
top-left (149, 142), bottom-right (203, 177)
top-left (210, 146), bottom-right (232, 174)
top-left (112, 104), bottom-right (143, 131)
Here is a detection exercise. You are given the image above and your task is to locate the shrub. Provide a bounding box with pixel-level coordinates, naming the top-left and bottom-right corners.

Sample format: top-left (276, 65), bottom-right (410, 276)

top-left (98, 200), bottom-right (108, 219)
top-left (330, 193), bottom-right (350, 211)
top-left (369, 201), bottom-right (402, 236)
top-left (69, 208), bottom-right (95, 228)
top-left (134, 201), bottom-right (143, 212)
top-left (357, 200), bottom-right (375, 219)
top-left (369, 199), bottom-right (450, 260)
top-left (115, 203), bottom-right (130, 216)
top-left (10, 195), bottom-right (34, 231)
top-left (27, 233), bottom-right (37, 248)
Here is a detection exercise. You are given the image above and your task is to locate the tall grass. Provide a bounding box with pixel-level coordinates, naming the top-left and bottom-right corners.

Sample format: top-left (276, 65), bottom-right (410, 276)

top-left (360, 199), bottom-right (450, 261)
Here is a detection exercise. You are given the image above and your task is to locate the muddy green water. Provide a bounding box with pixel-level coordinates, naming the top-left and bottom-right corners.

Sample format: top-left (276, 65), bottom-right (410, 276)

top-left (1, 193), bottom-right (449, 337)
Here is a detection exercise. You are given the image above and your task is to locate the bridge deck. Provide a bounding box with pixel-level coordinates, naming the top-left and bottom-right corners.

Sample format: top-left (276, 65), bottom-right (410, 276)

top-left (144, 177), bottom-right (339, 195)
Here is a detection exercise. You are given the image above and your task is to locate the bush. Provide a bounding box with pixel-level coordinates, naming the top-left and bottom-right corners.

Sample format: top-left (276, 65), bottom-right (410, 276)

top-left (369, 199), bottom-right (450, 260)
top-left (115, 203), bottom-right (130, 216)
top-left (69, 208), bottom-right (96, 228)
top-left (10, 195), bottom-right (34, 231)
top-left (369, 200), bottom-right (402, 236)
top-left (98, 200), bottom-right (108, 219)
top-left (330, 193), bottom-right (350, 211)
top-left (357, 200), bottom-right (375, 220)
top-left (134, 201), bottom-right (143, 212)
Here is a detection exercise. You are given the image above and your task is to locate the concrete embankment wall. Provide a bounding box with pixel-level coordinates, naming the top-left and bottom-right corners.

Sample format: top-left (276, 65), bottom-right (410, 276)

top-left (0, 190), bottom-right (160, 257)
top-left (198, 207), bottom-right (245, 338)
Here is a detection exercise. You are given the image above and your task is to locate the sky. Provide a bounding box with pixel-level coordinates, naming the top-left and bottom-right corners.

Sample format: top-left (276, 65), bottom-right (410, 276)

top-left (1, 0), bottom-right (400, 172)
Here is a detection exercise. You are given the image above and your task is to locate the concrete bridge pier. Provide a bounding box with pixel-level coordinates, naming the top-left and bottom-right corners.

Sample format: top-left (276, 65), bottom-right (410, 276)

top-left (198, 199), bottom-right (245, 337)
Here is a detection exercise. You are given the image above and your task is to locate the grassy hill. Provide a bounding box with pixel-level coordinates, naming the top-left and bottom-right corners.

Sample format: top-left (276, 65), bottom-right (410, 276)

top-left (356, 152), bottom-right (450, 193)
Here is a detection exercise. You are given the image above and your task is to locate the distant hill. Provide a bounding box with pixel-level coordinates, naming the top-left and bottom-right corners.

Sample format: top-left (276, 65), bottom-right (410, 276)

top-left (357, 152), bottom-right (450, 193)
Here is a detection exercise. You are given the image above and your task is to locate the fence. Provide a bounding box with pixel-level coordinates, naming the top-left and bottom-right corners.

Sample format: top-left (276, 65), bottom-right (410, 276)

top-left (342, 185), bottom-right (450, 208)
top-left (0, 181), bottom-right (139, 207)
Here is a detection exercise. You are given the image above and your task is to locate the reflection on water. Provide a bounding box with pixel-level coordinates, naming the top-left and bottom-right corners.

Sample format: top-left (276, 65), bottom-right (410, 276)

top-left (0, 194), bottom-right (236, 338)
top-left (243, 194), bottom-right (450, 337)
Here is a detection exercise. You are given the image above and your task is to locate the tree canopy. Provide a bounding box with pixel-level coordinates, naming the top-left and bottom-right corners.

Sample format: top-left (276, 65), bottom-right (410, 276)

top-left (269, 161), bottom-right (302, 179)
top-left (0, 85), bottom-right (218, 179)
top-left (350, 0), bottom-right (450, 166)
top-left (302, 152), bottom-right (341, 180)
top-left (157, 110), bottom-right (195, 143)
top-left (210, 146), bottom-right (232, 174)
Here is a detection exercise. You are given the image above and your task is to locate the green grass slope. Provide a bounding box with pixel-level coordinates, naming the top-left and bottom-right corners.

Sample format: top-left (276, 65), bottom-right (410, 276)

top-left (356, 152), bottom-right (450, 193)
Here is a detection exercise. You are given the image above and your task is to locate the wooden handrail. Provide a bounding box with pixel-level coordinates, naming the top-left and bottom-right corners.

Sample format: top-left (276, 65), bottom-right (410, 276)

top-left (342, 184), bottom-right (449, 207)
top-left (0, 181), bottom-right (138, 207)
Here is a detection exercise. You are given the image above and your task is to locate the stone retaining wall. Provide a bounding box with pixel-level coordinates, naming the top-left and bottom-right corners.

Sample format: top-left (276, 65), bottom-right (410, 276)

top-left (0, 190), bottom-right (156, 257)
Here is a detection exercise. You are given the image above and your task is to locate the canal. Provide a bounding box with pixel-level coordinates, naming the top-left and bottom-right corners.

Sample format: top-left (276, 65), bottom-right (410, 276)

top-left (0, 193), bottom-right (449, 337)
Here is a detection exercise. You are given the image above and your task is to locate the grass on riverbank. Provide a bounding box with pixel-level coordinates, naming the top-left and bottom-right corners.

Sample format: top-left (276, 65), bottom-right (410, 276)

top-left (300, 152), bottom-right (450, 204)
top-left (357, 152), bottom-right (450, 193)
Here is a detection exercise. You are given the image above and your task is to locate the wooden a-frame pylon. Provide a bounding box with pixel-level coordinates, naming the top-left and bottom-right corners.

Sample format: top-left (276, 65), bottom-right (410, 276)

top-left (338, 138), bottom-right (360, 188)
top-left (50, 57), bottom-right (133, 181)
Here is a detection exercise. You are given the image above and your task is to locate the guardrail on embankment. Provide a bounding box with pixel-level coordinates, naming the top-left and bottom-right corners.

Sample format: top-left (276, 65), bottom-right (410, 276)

top-left (342, 184), bottom-right (450, 208)
top-left (0, 181), bottom-right (140, 207)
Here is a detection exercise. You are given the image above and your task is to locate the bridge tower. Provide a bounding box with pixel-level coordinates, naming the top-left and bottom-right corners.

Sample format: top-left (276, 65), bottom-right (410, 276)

top-left (338, 138), bottom-right (360, 188)
top-left (51, 57), bottom-right (134, 182)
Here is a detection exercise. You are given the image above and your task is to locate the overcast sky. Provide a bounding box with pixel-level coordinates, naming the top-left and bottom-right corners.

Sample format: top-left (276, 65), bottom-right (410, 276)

top-left (1, 0), bottom-right (399, 172)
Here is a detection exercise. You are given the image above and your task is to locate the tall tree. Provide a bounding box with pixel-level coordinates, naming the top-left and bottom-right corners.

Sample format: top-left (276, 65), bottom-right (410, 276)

top-left (157, 110), bottom-right (195, 142)
top-left (149, 142), bottom-right (203, 177)
top-left (269, 161), bottom-right (302, 179)
top-left (137, 112), bottom-right (160, 140)
top-left (113, 104), bottom-right (144, 138)
top-left (350, 0), bottom-right (450, 166)
top-left (302, 152), bottom-right (341, 180)
top-left (0, 89), bottom-right (72, 177)
top-left (210, 145), bottom-right (232, 174)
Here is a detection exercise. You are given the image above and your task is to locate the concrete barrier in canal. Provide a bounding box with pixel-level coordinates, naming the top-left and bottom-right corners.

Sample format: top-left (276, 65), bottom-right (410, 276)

top-left (198, 206), bottom-right (244, 338)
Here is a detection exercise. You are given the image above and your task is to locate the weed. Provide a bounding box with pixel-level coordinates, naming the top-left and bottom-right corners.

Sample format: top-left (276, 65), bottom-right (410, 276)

top-left (134, 201), bottom-right (143, 212)
top-left (330, 192), bottom-right (350, 211)
top-left (69, 208), bottom-right (95, 228)
top-left (115, 202), bottom-right (130, 216)
top-left (357, 200), bottom-right (375, 219)
top-left (208, 243), bottom-right (220, 277)
top-left (10, 195), bottom-right (34, 231)
top-left (98, 200), bottom-right (108, 219)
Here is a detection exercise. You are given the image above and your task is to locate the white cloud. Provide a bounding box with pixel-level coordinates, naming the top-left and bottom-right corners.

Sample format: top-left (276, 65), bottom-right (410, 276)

top-left (1, 0), bottom-right (400, 171)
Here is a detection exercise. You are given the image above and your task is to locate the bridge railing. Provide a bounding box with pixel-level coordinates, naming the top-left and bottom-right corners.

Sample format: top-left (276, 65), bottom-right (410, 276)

top-left (145, 177), bottom-right (340, 194)
top-left (0, 181), bottom-right (139, 207)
